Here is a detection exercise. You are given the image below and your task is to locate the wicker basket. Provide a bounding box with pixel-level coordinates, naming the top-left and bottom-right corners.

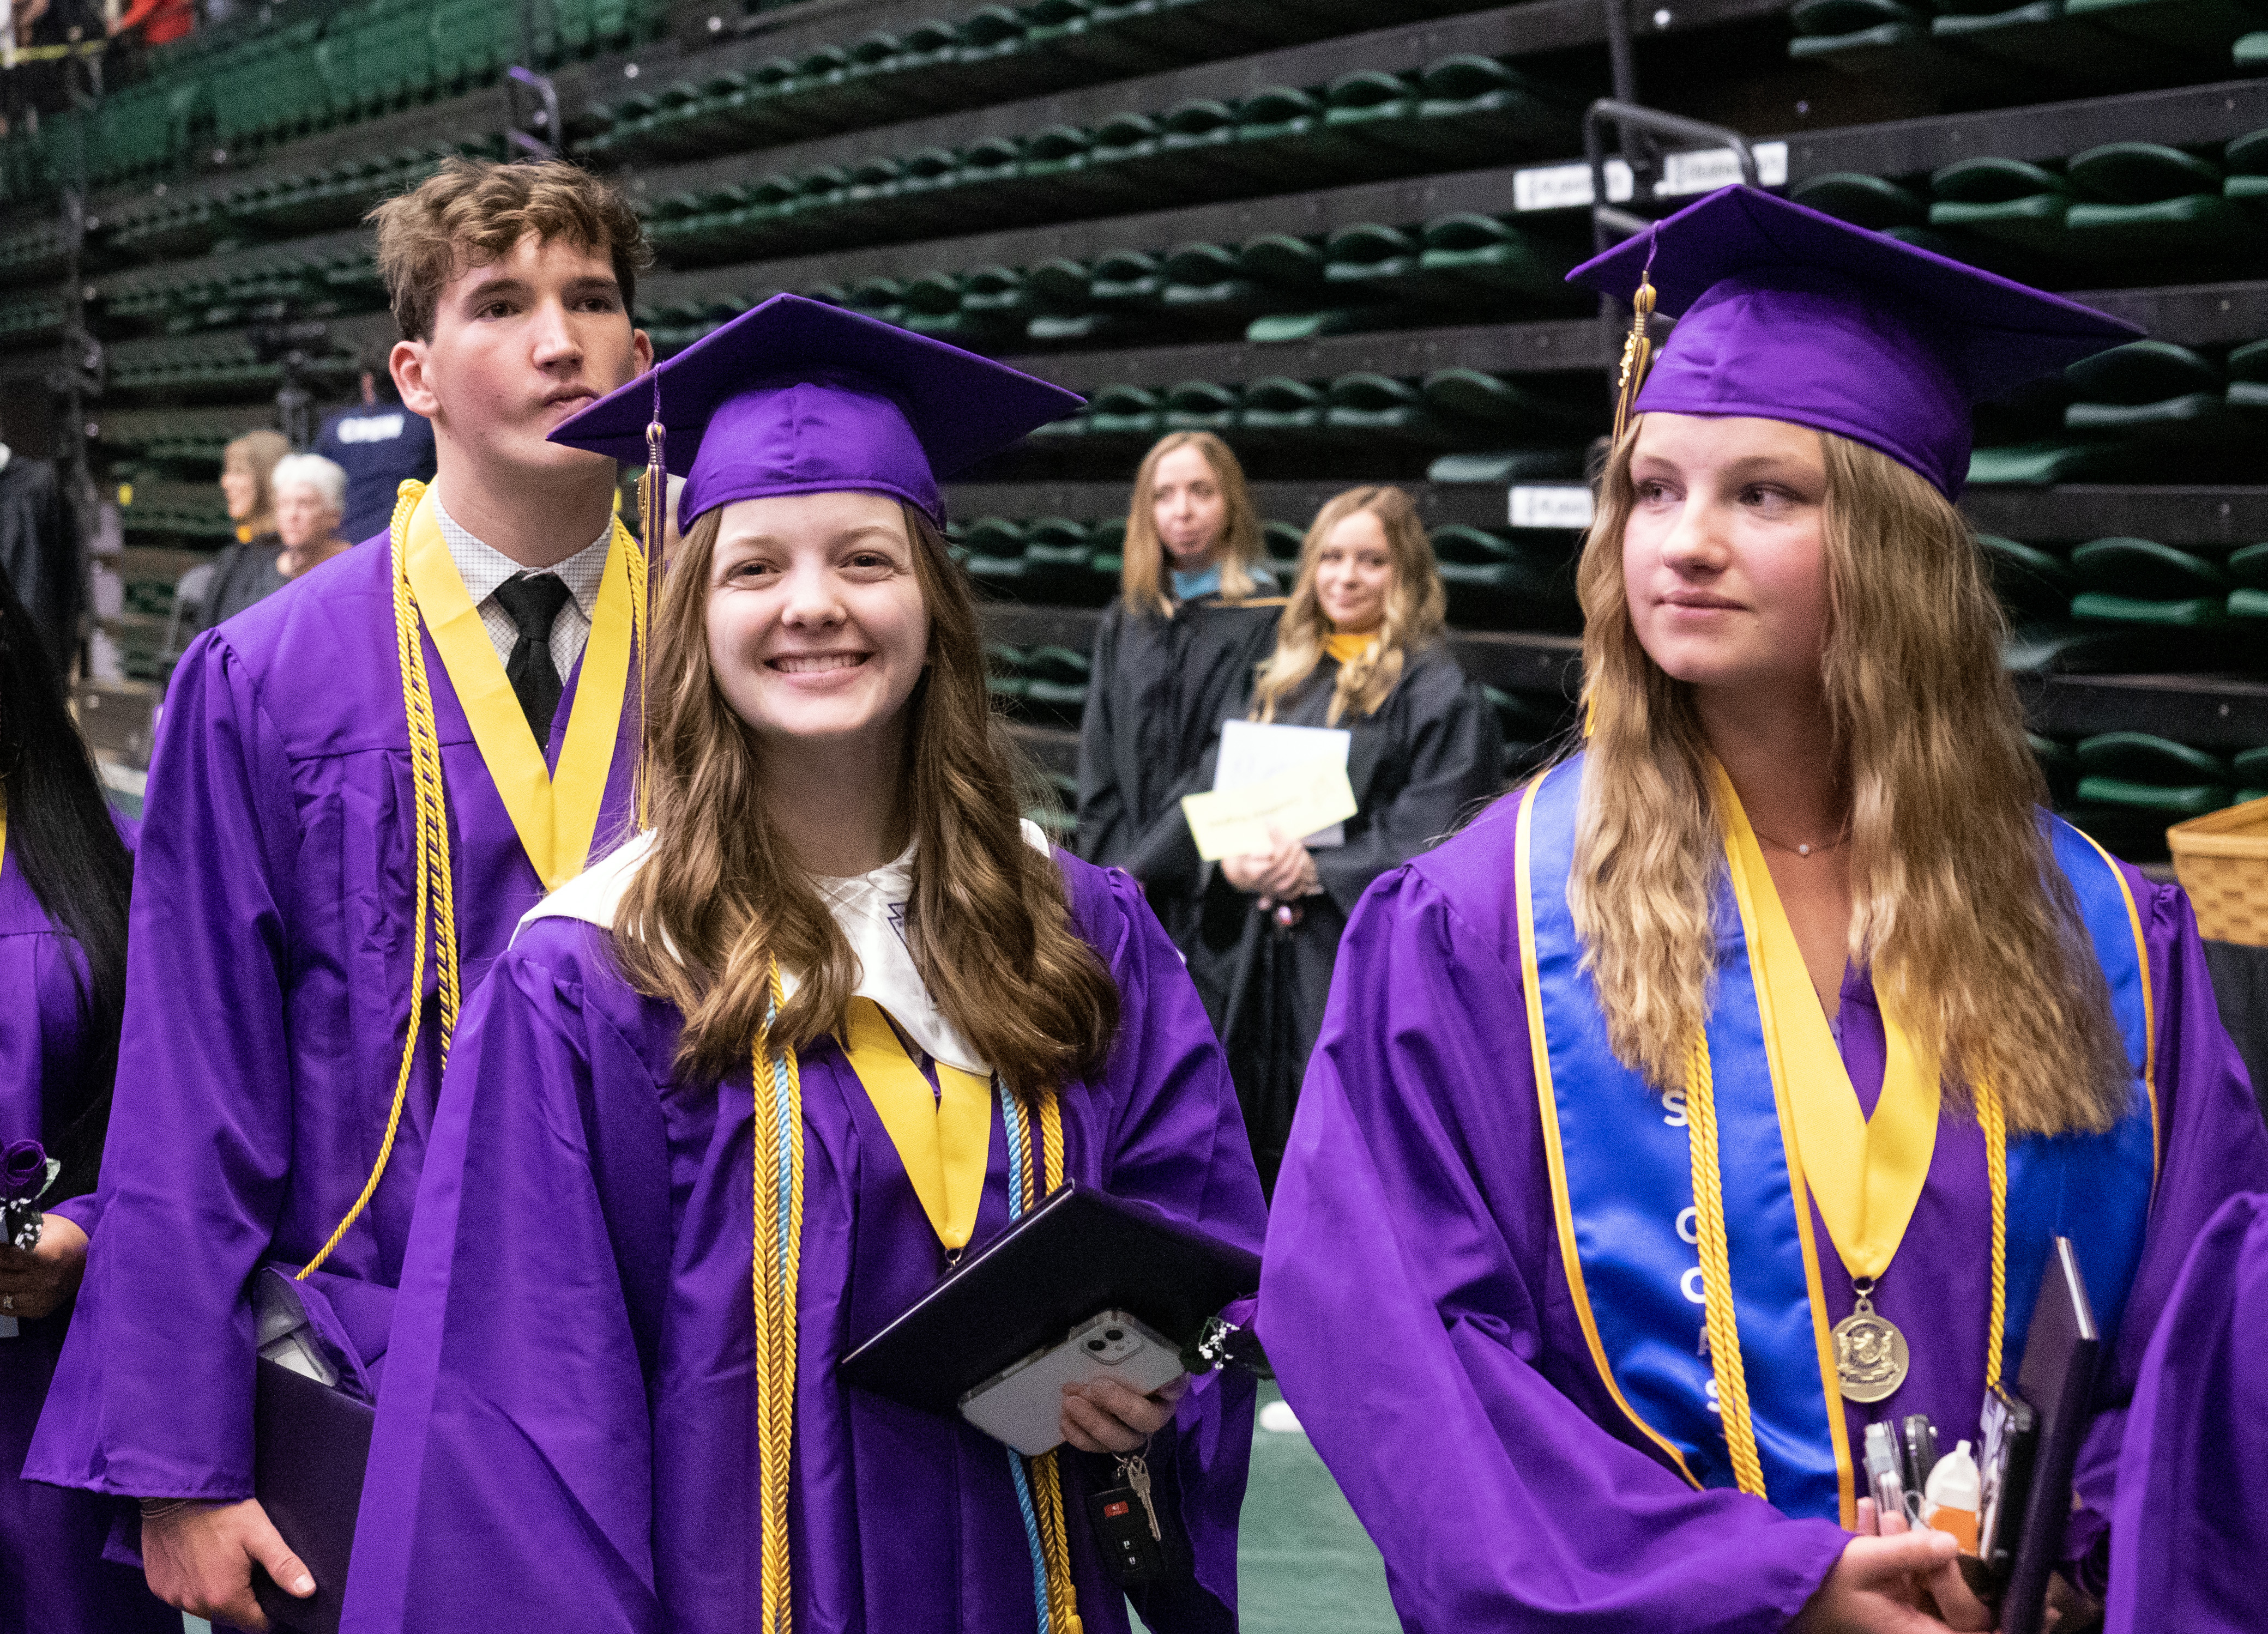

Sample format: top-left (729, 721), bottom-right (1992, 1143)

top-left (2169, 795), bottom-right (2268, 947)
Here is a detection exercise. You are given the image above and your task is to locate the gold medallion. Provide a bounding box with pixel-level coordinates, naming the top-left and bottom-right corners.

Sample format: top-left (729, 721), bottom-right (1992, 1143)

top-left (1832, 1284), bottom-right (1910, 1404)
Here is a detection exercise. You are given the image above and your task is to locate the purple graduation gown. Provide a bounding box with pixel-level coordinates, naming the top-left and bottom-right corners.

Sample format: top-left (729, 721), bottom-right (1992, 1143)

top-left (26, 530), bottom-right (640, 1506)
top-left (343, 855), bottom-right (1265, 1634)
top-left (2106, 1189), bottom-right (2268, 1633)
top-left (1259, 784), bottom-right (2268, 1631)
top-left (0, 823), bottom-right (176, 1632)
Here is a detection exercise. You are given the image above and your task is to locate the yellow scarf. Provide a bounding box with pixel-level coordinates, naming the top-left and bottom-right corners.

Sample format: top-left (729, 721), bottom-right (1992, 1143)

top-left (840, 997), bottom-right (994, 1250)
top-left (1714, 763), bottom-right (1939, 1284)
top-left (397, 483), bottom-right (637, 891)
top-left (1323, 631), bottom-right (1377, 667)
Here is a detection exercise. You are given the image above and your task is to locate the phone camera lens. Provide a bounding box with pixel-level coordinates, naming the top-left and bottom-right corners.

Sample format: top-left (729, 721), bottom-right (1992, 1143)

top-left (1105, 1328), bottom-right (1124, 1342)
top-left (1087, 1338), bottom-right (1106, 1351)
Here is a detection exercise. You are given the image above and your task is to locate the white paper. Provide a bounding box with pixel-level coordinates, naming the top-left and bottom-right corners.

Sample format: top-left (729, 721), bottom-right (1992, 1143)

top-left (1213, 719), bottom-right (1353, 847)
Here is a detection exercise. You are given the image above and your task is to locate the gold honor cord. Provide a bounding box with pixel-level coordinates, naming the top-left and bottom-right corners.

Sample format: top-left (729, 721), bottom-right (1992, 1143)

top-left (301, 481), bottom-right (649, 1280)
top-left (301, 482), bottom-right (464, 1280)
top-left (1020, 1092), bottom-right (1084, 1634)
top-left (1682, 1032), bottom-right (1770, 1500)
top-left (752, 962), bottom-right (805, 1634)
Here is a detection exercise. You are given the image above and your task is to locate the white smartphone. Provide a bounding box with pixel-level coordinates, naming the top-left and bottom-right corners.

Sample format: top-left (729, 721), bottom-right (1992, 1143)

top-left (957, 1310), bottom-right (1185, 1456)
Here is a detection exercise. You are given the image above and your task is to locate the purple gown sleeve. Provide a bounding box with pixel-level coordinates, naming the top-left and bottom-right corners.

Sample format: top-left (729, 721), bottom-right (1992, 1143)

top-left (28, 631), bottom-right (304, 1499)
top-left (342, 935), bottom-right (672, 1634)
top-left (2062, 879), bottom-right (2268, 1591)
top-left (2104, 1190), bottom-right (2268, 1634)
top-left (1075, 864), bottom-right (1268, 1632)
top-left (1258, 862), bottom-right (1849, 1634)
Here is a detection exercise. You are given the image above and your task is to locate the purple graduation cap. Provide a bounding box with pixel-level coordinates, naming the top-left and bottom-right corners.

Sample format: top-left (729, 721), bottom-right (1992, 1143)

top-left (1565, 185), bottom-right (2142, 498)
top-left (548, 292), bottom-right (1083, 528)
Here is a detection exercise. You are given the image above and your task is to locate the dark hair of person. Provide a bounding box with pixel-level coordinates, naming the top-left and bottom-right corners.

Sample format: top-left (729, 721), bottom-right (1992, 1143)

top-left (0, 572), bottom-right (134, 1189)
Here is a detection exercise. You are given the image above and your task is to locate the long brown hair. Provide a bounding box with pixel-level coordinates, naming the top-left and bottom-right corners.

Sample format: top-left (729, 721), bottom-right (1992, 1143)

top-left (612, 501), bottom-right (1119, 1098)
top-left (1249, 485), bottom-right (1446, 727)
top-left (1120, 431), bottom-right (1268, 617)
top-left (1567, 420), bottom-right (2131, 1136)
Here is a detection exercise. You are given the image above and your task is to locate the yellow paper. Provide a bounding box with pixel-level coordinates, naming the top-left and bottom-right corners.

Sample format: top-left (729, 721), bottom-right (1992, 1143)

top-left (1181, 758), bottom-right (1358, 861)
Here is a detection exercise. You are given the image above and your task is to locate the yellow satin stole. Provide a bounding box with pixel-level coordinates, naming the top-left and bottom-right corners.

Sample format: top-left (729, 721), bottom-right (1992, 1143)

top-left (1714, 764), bottom-right (1939, 1284)
top-left (1323, 632), bottom-right (1377, 667)
top-left (839, 996), bottom-right (994, 1251)
top-left (398, 483), bottom-right (636, 891)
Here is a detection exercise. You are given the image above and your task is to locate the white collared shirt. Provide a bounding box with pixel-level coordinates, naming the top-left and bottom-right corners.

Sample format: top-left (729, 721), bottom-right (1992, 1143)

top-left (435, 496), bottom-right (611, 679)
top-left (518, 823), bottom-right (1057, 1078)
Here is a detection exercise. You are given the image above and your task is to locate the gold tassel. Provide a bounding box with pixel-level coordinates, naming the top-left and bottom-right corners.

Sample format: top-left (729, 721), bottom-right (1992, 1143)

top-left (1612, 268), bottom-right (1658, 446)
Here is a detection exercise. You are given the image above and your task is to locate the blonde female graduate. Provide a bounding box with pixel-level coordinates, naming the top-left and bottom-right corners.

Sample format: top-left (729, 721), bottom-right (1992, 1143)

top-left (343, 295), bottom-right (1268, 1634)
top-left (1258, 186), bottom-right (2268, 1631)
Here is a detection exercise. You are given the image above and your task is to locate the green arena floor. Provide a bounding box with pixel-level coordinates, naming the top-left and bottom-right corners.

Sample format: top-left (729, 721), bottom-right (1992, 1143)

top-left (1127, 1381), bottom-right (1398, 1634)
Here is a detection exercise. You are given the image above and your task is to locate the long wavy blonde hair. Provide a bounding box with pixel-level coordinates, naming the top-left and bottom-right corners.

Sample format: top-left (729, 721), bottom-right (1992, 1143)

top-left (611, 501), bottom-right (1119, 1099)
top-left (1567, 421), bottom-right (2131, 1136)
top-left (1120, 431), bottom-right (1268, 616)
top-left (1250, 485), bottom-right (1447, 727)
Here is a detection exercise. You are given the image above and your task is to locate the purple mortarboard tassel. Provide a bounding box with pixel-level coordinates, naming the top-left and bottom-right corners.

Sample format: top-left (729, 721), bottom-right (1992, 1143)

top-left (1566, 186), bottom-right (2142, 498)
top-left (551, 294), bottom-right (1082, 531)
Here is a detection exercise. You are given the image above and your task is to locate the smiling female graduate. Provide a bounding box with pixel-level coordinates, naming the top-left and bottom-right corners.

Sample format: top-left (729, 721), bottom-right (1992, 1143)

top-left (1257, 186), bottom-right (2268, 1631)
top-left (341, 295), bottom-right (1268, 1634)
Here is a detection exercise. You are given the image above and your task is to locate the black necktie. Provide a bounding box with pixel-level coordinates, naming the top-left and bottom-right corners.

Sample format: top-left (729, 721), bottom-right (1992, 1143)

top-left (492, 573), bottom-right (573, 742)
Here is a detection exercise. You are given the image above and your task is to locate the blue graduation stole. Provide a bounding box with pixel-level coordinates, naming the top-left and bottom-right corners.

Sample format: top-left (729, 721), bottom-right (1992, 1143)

top-left (1514, 755), bottom-right (2158, 1522)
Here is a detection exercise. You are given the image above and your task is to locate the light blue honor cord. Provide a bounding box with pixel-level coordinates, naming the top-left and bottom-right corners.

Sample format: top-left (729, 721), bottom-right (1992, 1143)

top-left (1000, 1091), bottom-right (1053, 1630)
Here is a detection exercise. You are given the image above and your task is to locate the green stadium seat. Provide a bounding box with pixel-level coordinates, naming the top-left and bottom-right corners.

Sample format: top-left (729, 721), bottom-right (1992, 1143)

top-left (2064, 142), bottom-right (2259, 262)
top-left (2240, 28), bottom-right (2268, 62)
top-left (2070, 537), bottom-right (2230, 625)
top-left (1434, 529), bottom-right (1582, 630)
top-left (1163, 380), bottom-right (1241, 434)
top-left (1022, 124), bottom-right (1139, 211)
top-left (2235, 746), bottom-right (2268, 803)
top-left (2073, 731), bottom-right (2233, 821)
top-left (1235, 84), bottom-right (1370, 174)
top-left (1419, 214), bottom-right (1583, 300)
top-left (1967, 441), bottom-right (2116, 485)
top-left (1427, 449), bottom-right (1585, 483)
top-left (1239, 377), bottom-right (1328, 447)
top-left (1023, 645), bottom-right (1093, 721)
top-left (1024, 259), bottom-right (1101, 342)
top-left (2065, 0), bottom-right (2268, 56)
top-left (1323, 222), bottom-right (1451, 304)
top-left (1410, 55), bottom-right (1566, 161)
top-left (2227, 128), bottom-right (2268, 201)
top-left (845, 277), bottom-right (909, 326)
top-left (1023, 518), bottom-right (1104, 602)
top-left (964, 522), bottom-right (1030, 596)
top-left (2063, 341), bottom-right (2244, 456)
top-left (1326, 373), bottom-right (1457, 444)
top-left (1976, 534), bottom-right (2077, 624)
top-left (1239, 233), bottom-right (1328, 296)
top-left (1422, 368), bottom-right (1598, 438)
top-left (1090, 249), bottom-right (1166, 312)
top-left (1159, 241), bottom-right (1278, 324)
top-left (1929, 158), bottom-right (2073, 258)
top-left (1790, 172), bottom-right (1932, 229)
top-left (955, 5), bottom-right (1031, 67)
top-left (1088, 385), bottom-right (1166, 441)
top-left (1321, 68), bottom-right (1427, 166)
top-left (1023, 0), bottom-right (1177, 75)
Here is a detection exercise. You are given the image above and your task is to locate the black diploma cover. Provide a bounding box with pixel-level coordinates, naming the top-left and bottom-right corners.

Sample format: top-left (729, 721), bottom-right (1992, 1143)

top-left (250, 1357), bottom-right (377, 1634)
top-left (1999, 1236), bottom-right (2103, 1634)
top-left (839, 1182), bottom-right (1260, 1417)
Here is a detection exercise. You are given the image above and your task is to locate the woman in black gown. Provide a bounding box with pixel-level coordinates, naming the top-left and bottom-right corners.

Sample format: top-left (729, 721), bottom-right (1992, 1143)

top-left (1142, 486), bottom-right (1500, 1193)
top-left (1075, 433), bottom-right (1284, 948)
